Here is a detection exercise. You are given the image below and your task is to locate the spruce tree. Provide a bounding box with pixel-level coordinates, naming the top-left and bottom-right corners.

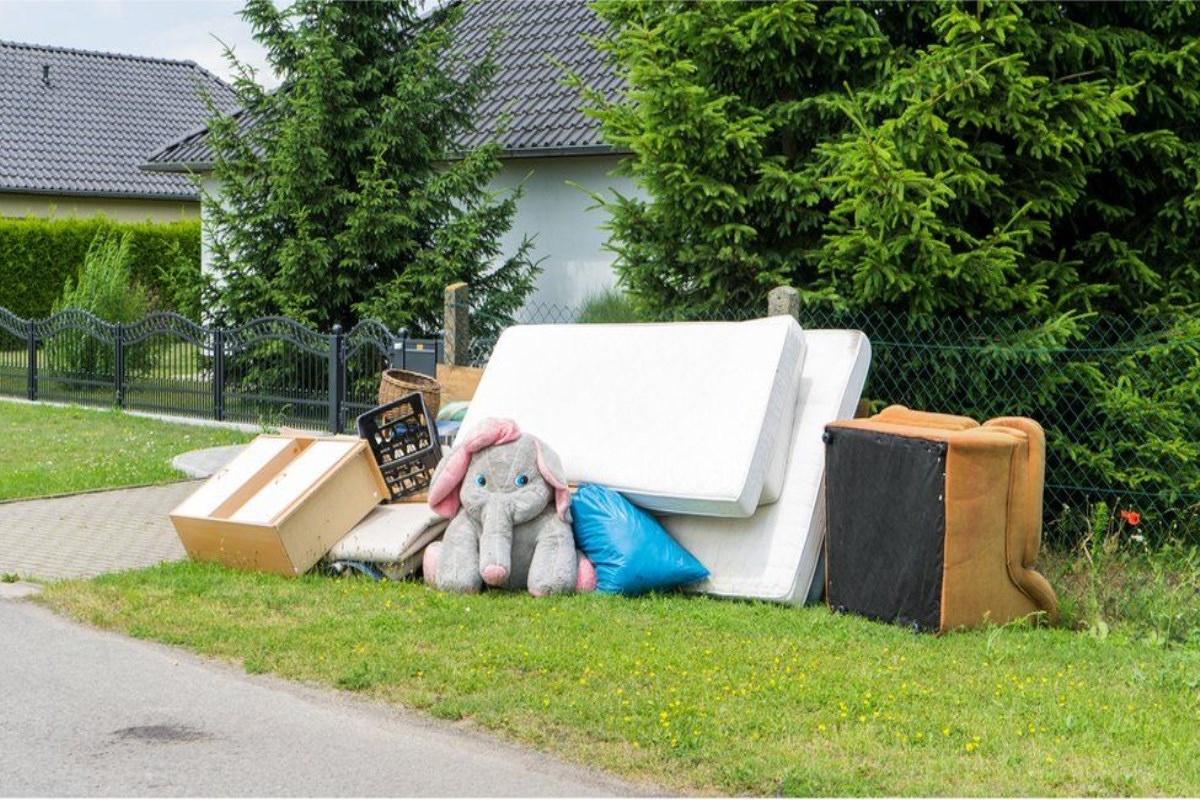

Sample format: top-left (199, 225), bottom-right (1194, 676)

top-left (203, 0), bottom-right (536, 336)
top-left (586, 1), bottom-right (1200, 316)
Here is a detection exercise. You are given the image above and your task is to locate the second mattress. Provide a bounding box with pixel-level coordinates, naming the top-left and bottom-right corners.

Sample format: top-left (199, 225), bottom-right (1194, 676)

top-left (663, 330), bottom-right (872, 604)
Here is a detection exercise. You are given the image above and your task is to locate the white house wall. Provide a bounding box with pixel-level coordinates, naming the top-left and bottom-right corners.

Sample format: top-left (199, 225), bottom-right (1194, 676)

top-left (199, 176), bottom-right (222, 279)
top-left (196, 156), bottom-right (642, 317)
top-left (489, 154), bottom-right (642, 317)
top-left (0, 192), bottom-right (199, 222)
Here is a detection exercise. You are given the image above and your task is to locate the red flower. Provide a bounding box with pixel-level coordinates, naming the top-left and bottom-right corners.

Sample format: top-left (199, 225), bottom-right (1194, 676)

top-left (1119, 509), bottom-right (1141, 526)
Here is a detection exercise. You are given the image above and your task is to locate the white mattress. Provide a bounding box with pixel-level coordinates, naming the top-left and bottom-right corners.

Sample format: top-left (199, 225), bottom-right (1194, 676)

top-left (459, 316), bottom-right (806, 517)
top-left (662, 330), bottom-right (871, 604)
top-left (327, 503), bottom-right (448, 575)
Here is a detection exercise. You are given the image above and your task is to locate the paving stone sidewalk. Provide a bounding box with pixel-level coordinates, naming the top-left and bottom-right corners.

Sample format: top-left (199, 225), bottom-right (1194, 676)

top-left (0, 482), bottom-right (194, 580)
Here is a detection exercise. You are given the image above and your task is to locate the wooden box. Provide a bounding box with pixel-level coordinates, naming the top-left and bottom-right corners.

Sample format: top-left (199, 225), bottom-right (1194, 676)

top-left (169, 434), bottom-right (388, 577)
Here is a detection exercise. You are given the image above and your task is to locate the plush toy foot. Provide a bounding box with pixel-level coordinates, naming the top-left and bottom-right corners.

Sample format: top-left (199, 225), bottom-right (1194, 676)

top-left (576, 555), bottom-right (597, 593)
top-left (481, 564), bottom-right (508, 587)
top-left (422, 541), bottom-right (442, 587)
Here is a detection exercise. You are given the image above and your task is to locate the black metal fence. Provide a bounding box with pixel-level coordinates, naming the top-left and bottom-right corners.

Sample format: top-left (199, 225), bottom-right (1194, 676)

top-left (0, 307), bottom-right (439, 433)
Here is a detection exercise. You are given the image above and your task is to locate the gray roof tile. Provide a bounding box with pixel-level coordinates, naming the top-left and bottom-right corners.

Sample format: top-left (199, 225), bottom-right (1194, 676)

top-left (146, 0), bottom-right (621, 169)
top-left (453, 0), bottom-right (621, 154)
top-left (0, 40), bottom-right (239, 199)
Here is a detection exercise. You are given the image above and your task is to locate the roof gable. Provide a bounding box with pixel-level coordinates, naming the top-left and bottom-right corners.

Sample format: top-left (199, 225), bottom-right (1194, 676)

top-left (0, 40), bottom-right (239, 199)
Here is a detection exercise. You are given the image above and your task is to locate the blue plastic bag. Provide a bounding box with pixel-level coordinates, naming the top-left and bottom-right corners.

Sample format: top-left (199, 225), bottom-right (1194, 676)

top-left (571, 484), bottom-right (709, 596)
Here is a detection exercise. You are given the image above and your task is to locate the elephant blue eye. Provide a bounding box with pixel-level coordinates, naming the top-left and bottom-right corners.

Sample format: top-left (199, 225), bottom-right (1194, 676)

top-left (515, 474), bottom-right (529, 487)
top-left (475, 474), bottom-right (486, 487)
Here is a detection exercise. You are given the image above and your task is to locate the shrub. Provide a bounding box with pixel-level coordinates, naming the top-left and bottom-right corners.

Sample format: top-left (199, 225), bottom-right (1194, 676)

top-left (576, 289), bottom-right (647, 323)
top-left (46, 232), bottom-right (152, 383)
top-left (54, 232), bottom-right (151, 323)
top-left (1058, 315), bottom-right (1200, 528)
top-left (0, 216), bottom-right (201, 319)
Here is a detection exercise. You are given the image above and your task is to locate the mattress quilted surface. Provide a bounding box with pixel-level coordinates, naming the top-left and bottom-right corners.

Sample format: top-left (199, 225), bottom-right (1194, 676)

top-left (459, 316), bottom-right (806, 517)
top-left (663, 330), bottom-right (872, 604)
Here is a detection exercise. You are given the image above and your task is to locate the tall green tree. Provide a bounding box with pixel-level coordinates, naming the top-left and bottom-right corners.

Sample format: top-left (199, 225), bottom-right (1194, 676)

top-left (204, 0), bottom-right (537, 336)
top-left (585, 1), bottom-right (1200, 316)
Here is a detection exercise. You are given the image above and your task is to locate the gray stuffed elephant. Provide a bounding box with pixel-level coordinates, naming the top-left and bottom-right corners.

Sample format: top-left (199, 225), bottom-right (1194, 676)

top-left (424, 418), bottom-right (595, 595)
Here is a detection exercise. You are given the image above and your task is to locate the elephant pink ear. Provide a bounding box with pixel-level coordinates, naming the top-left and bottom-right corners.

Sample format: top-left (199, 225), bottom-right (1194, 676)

top-left (534, 440), bottom-right (571, 522)
top-left (428, 418), bottom-right (522, 518)
top-left (428, 447), bottom-right (470, 518)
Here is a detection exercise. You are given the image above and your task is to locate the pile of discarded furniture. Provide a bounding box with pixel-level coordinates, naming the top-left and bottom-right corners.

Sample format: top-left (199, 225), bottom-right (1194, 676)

top-left (170, 316), bottom-right (1058, 632)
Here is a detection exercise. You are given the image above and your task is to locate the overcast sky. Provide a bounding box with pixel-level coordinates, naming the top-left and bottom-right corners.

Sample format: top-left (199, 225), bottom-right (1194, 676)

top-left (0, 0), bottom-right (279, 86)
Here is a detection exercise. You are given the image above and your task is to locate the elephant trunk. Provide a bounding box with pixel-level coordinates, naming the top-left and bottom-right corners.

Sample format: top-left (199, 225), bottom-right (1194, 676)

top-left (479, 497), bottom-right (513, 587)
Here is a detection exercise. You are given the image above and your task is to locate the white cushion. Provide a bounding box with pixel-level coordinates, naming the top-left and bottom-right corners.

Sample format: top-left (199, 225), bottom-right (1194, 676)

top-left (459, 316), bottom-right (806, 517)
top-left (663, 330), bottom-right (872, 604)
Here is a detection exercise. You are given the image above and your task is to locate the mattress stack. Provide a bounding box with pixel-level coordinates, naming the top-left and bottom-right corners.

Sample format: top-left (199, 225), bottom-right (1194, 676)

top-left (450, 317), bottom-right (872, 604)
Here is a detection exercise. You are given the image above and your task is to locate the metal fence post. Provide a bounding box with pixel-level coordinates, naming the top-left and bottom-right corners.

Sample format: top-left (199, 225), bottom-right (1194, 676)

top-left (444, 282), bottom-right (469, 366)
top-left (389, 328), bottom-right (409, 370)
top-left (26, 320), bottom-right (37, 401)
top-left (329, 324), bottom-right (344, 434)
top-left (212, 328), bottom-right (225, 421)
top-left (113, 322), bottom-right (125, 408)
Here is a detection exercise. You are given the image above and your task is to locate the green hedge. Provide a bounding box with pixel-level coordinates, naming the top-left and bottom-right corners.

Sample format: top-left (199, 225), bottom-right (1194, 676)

top-left (0, 216), bottom-right (202, 319)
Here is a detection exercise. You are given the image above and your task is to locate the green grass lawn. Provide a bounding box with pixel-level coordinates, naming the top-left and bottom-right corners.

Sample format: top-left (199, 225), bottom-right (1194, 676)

top-left (0, 401), bottom-right (253, 501)
top-left (11, 398), bottom-right (1196, 794)
top-left (40, 561), bottom-right (1200, 796)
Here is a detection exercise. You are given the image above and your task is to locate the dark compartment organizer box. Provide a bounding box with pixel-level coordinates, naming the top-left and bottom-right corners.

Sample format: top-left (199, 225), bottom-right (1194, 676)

top-left (356, 392), bottom-right (443, 502)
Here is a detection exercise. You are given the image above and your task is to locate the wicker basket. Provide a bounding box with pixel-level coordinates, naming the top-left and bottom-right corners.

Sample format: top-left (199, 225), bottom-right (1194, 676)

top-left (378, 369), bottom-right (442, 420)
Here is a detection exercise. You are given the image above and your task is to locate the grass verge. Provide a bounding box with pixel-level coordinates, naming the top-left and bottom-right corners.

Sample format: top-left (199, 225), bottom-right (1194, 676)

top-left (0, 402), bottom-right (252, 501)
top-left (40, 560), bottom-right (1200, 796)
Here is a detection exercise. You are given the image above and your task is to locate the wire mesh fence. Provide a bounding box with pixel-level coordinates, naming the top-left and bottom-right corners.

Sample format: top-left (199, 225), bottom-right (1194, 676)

top-left (474, 301), bottom-right (1200, 542)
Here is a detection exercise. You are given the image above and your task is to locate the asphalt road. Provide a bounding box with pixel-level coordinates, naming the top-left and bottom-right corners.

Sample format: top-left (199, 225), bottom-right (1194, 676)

top-left (0, 597), bottom-right (646, 797)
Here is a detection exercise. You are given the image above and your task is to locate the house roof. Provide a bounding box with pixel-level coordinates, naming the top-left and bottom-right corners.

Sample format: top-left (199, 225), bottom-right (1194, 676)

top-left (454, 0), bottom-right (620, 155)
top-left (145, 0), bottom-right (622, 171)
top-left (0, 40), bottom-right (239, 200)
